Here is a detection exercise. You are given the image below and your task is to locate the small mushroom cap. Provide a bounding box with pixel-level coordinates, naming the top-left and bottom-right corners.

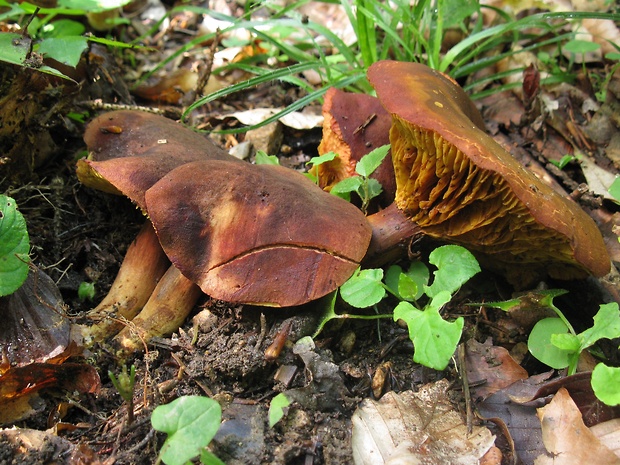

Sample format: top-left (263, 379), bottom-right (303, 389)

top-left (78, 110), bottom-right (236, 210)
top-left (316, 88), bottom-right (395, 204)
top-left (367, 60), bottom-right (610, 280)
top-left (145, 160), bottom-right (373, 306)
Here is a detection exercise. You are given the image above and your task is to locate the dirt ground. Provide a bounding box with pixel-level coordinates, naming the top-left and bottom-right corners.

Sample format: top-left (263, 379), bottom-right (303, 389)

top-left (1, 6), bottom-right (619, 465)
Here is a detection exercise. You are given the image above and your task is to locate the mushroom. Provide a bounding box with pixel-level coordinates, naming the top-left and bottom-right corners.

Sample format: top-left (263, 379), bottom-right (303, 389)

top-left (78, 111), bottom-right (372, 353)
top-left (314, 87), bottom-right (395, 206)
top-left (144, 159), bottom-right (372, 306)
top-left (364, 60), bottom-right (610, 284)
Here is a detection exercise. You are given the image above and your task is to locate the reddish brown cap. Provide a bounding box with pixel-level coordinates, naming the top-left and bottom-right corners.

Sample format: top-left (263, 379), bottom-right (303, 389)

top-left (78, 110), bottom-right (235, 210)
top-left (145, 160), bottom-right (373, 306)
top-left (368, 60), bottom-right (610, 280)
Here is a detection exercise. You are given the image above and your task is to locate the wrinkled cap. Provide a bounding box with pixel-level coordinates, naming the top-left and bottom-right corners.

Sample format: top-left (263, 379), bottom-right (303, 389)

top-left (316, 87), bottom-right (395, 203)
top-left (367, 60), bottom-right (610, 280)
top-left (145, 160), bottom-right (373, 306)
top-left (78, 110), bottom-right (235, 210)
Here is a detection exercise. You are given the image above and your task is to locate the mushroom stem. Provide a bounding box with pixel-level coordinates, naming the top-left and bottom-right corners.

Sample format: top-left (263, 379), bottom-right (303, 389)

top-left (81, 222), bottom-right (170, 346)
top-left (364, 203), bottom-right (423, 266)
top-left (113, 265), bottom-right (202, 355)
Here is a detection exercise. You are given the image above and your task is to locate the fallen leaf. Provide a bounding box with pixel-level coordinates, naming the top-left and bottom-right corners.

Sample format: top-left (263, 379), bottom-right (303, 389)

top-left (535, 387), bottom-right (620, 464)
top-left (351, 379), bottom-right (495, 465)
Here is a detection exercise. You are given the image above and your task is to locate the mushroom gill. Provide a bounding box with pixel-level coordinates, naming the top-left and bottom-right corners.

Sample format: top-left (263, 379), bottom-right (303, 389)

top-left (367, 60), bottom-right (610, 282)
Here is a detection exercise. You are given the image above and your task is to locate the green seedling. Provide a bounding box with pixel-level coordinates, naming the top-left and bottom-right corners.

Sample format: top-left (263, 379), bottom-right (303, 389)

top-left (0, 195), bottom-right (30, 297)
top-left (254, 150), bottom-right (280, 165)
top-left (608, 177), bottom-right (620, 202)
top-left (549, 155), bottom-right (577, 170)
top-left (316, 244), bottom-right (480, 370)
top-left (78, 281), bottom-right (96, 302)
top-left (268, 393), bottom-right (291, 428)
top-left (152, 396), bottom-right (224, 465)
top-left (108, 364), bottom-right (136, 425)
top-left (305, 152), bottom-right (338, 184)
top-left (328, 144), bottom-right (390, 213)
top-left (480, 292), bottom-right (620, 406)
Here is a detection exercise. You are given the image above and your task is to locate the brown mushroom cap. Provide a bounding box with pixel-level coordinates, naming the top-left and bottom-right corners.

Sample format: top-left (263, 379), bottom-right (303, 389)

top-left (144, 160), bottom-right (373, 306)
top-left (316, 88), bottom-right (396, 204)
top-left (367, 60), bottom-right (610, 280)
top-left (77, 110), bottom-right (236, 210)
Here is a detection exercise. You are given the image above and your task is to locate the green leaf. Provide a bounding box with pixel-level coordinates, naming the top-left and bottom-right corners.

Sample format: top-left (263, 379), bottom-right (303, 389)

top-left (152, 396), bottom-right (222, 465)
top-left (608, 177), bottom-right (620, 201)
top-left (591, 364), bottom-right (620, 406)
top-left (330, 176), bottom-right (363, 201)
top-left (577, 302), bottom-right (620, 350)
top-left (0, 33), bottom-right (30, 66)
top-left (307, 152), bottom-right (338, 167)
top-left (37, 36), bottom-right (88, 67)
top-left (424, 245), bottom-right (480, 298)
top-left (397, 273), bottom-right (418, 301)
top-left (200, 449), bottom-right (226, 465)
top-left (394, 300), bottom-right (464, 370)
top-left (0, 195), bottom-right (30, 297)
top-left (550, 333), bottom-right (581, 352)
top-left (39, 19), bottom-right (85, 38)
top-left (564, 39), bottom-right (601, 55)
top-left (361, 178), bottom-right (383, 201)
top-left (355, 144), bottom-right (390, 177)
top-left (268, 393), bottom-right (291, 427)
top-left (385, 262), bottom-right (429, 301)
top-left (254, 150), bottom-right (280, 165)
top-left (528, 318), bottom-right (574, 369)
top-left (339, 268), bottom-right (385, 308)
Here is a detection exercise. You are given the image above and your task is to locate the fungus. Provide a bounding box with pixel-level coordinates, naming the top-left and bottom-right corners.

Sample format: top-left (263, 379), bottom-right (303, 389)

top-left (314, 88), bottom-right (395, 205)
top-left (365, 61), bottom-right (610, 283)
top-left (78, 111), bottom-right (371, 352)
top-left (144, 159), bottom-right (372, 307)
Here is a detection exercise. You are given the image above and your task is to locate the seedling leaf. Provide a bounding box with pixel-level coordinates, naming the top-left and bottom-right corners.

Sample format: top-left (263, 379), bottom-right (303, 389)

top-left (306, 151), bottom-right (338, 167)
top-left (0, 195), bottom-right (30, 296)
top-left (152, 396), bottom-right (222, 465)
top-left (528, 318), bottom-right (573, 369)
top-left (394, 297), bottom-right (463, 370)
top-left (609, 177), bottom-right (620, 201)
top-left (591, 364), bottom-right (620, 406)
top-left (355, 144), bottom-right (390, 177)
top-left (255, 150), bottom-right (280, 165)
top-left (577, 302), bottom-right (620, 350)
top-left (424, 245), bottom-right (480, 298)
top-left (385, 262), bottom-right (429, 301)
top-left (330, 176), bottom-right (362, 201)
top-left (269, 393), bottom-right (291, 427)
top-left (37, 36), bottom-right (88, 67)
top-left (340, 268), bottom-right (385, 308)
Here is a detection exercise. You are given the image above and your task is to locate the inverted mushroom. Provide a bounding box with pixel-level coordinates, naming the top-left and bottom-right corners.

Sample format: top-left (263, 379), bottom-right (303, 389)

top-left (365, 61), bottom-right (610, 283)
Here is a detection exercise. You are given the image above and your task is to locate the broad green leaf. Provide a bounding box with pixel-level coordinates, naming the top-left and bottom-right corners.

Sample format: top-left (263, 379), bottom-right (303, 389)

top-left (200, 449), bottom-right (226, 465)
top-left (609, 177), bottom-right (620, 201)
top-left (397, 273), bottom-right (418, 301)
top-left (424, 245), bottom-right (480, 298)
top-left (442, 0), bottom-right (479, 29)
top-left (0, 195), bottom-right (30, 296)
top-left (385, 262), bottom-right (428, 301)
top-left (591, 364), bottom-right (620, 406)
top-left (40, 19), bottom-right (85, 38)
top-left (307, 152), bottom-right (338, 167)
top-left (330, 176), bottom-right (362, 201)
top-left (361, 177), bottom-right (383, 201)
top-left (394, 300), bottom-right (463, 370)
top-left (528, 318), bottom-right (574, 369)
top-left (0, 33), bottom-right (29, 66)
top-left (339, 268), bottom-right (385, 308)
top-left (36, 36), bottom-right (88, 67)
top-left (577, 302), bottom-right (620, 350)
top-left (564, 39), bottom-right (600, 55)
top-left (57, 0), bottom-right (131, 11)
top-left (355, 144), bottom-right (390, 177)
top-left (550, 333), bottom-right (581, 352)
top-left (255, 150), bottom-right (280, 165)
top-left (152, 396), bottom-right (222, 465)
top-left (268, 393), bottom-right (291, 427)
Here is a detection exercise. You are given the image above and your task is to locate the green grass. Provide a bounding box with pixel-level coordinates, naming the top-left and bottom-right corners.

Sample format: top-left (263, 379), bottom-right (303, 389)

top-left (131, 0), bottom-right (619, 130)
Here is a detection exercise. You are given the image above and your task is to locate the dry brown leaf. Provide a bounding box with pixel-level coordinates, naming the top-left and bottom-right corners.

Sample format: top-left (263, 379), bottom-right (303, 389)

top-left (465, 339), bottom-right (528, 400)
top-left (351, 379), bottom-right (495, 465)
top-left (591, 419), bottom-right (620, 458)
top-left (535, 387), bottom-right (620, 465)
